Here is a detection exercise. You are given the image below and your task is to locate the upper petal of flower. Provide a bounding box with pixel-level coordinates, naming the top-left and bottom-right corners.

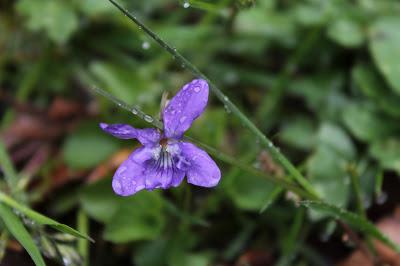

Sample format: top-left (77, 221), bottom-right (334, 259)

top-left (112, 146), bottom-right (154, 196)
top-left (162, 79), bottom-right (209, 139)
top-left (179, 142), bottom-right (221, 187)
top-left (100, 123), bottom-right (161, 146)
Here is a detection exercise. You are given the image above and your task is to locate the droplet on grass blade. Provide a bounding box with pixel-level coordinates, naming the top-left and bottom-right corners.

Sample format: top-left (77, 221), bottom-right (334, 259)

top-left (144, 115), bottom-right (154, 123)
top-left (142, 41), bottom-right (150, 50)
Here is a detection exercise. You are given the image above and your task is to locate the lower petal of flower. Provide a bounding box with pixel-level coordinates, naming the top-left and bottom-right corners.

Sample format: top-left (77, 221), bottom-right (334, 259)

top-left (179, 142), bottom-right (221, 187)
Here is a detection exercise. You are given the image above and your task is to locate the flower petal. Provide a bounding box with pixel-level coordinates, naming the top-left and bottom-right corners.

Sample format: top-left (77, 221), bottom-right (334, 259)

top-left (179, 142), bottom-right (221, 187)
top-left (163, 79), bottom-right (209, 139)
top-left (100, 123), bottom-right (161, 146)
top-left (112, 146), bottom-right (153, 196)
top-left (143, 153), bottom-right (185, 190)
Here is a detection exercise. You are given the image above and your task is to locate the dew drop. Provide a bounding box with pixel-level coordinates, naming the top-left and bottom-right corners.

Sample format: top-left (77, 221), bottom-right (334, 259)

top-left (142, 41), bottom-right (150, 50)
top-left (180, 116), bottom-right (187, 123)
top-left (131, 108), bottom-right (138, 115)
top-left (144, 115), bottom-right (153, 123)
top-left (132, 181), bottom-right (137, 186)
top-left (223, 96), bottom-right (229, 101)
top-left (183, 1), bottom-right (190, 8)
top-left (194, 86), bottom-right (201, 93)
top-left (224, 105), bottom-right (231, 113)
top-left (113, 180), bottom-right (122, 191)
top-left (118, 166), bottom-right (127, 175)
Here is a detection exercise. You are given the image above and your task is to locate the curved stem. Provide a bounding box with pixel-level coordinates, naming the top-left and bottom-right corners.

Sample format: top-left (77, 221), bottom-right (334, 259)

top-left (107, 0), bottom-right (320, 199)
top-left (92, 86), bottom-right (317, 200)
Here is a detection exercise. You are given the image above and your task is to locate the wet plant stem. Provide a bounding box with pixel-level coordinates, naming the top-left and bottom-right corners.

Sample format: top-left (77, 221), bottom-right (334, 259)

top-left (107, 0), bottom-right (321, 200)
top-left (92, 86), bottom-right (316, 200)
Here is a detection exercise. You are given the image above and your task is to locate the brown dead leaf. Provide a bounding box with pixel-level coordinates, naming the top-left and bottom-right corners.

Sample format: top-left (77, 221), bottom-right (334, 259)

top-left (87, 148), bottom-right (132, 183)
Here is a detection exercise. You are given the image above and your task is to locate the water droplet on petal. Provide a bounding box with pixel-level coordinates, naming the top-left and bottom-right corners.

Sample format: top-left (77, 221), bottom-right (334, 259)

top-left (179, 116), bottom-right (187, 123)
top-left (132, 181), bottom-right (137, 186)
top-left (142, 41), bottom-right (150, 50)
top-left (113, 180), bottom-right (122, 191)
top-left (144, 115), bottom-right (153, 123)
top-left (183, 1), bottom-right (190, 8)
top-left (118, 166), bottom-right (127, 175)
top-left (194, 86), bottom-right (201, 93)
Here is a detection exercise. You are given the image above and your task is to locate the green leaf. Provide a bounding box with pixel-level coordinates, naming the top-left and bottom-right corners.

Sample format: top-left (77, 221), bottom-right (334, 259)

top-left (62, 122), bottom-right (120, 169)
top-left (317, 123), bottom-right (355, 160)
top-left (0, 192), bottom-right (93, 242)
top-left (235, 8), bottom-right (296, 46)
top-left (370, 138), bottom-right (400, 175)
top-left (352, 64), bottom-right (400, 117)
top-left (327, 18), bottom-right (364, 48)
top-left (279, 116), bottom-right (316, 151)
top-left (16, 0), bottom-right (78, 44)
top-left (80, 179), bottom-right (165, 243)
top-left (103, 191), bottom-right (164, 243)
top-left (0, 203), bottom-right (46, 266)
top-left (342, 103), bottom-right (398, 142)
top-left (369, 17), bottom-right (400, 95)
top-left (80, 178), bottom-right (120, 223)
top-left (226, 169), bottom-right (276, 211)
top-left (307, 146), bottom-right (350, 209)
top-left (300, 201), bottom-right (400, 252)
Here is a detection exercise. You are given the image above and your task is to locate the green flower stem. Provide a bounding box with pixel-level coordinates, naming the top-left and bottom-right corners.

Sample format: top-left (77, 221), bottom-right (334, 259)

top-left (92, 86), bottom-right (316, 200)
top-left (77, 209), bottom-right (90, 266)
top-left (107, 0), bottom-right (320, 200)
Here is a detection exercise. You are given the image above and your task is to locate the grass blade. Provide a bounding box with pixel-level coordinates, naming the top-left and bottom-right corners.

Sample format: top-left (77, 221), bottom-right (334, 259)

top-left (300, 201), bottom-right (400, 253)
top-left (0, 203), bottom-right (46, 266)
top-left (0, 192), bottom-right (93, 242)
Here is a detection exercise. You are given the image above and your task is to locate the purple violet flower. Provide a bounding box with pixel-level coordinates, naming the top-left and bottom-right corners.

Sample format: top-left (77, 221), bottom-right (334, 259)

top-left (100, 79), bottom-right (221, 196)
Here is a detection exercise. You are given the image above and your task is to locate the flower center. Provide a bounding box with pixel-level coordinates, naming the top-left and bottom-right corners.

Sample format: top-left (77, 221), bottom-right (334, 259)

top-left (160, 138), bottom-right (168, 148)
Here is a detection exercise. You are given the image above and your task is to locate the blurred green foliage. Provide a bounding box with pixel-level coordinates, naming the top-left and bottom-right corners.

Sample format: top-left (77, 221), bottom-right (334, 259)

top-left (1, 0), bottom-right (400, 265)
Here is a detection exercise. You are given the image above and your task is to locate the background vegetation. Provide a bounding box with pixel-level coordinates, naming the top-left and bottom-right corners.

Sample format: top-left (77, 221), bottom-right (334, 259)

top-left (1, 0), bottom-right (400, 265)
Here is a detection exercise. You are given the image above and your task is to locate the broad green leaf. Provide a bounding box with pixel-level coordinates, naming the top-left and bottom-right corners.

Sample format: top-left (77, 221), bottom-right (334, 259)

top-left (369, 17), bottom-right (400, 94)
top-left (317, 123), bottom-right (355, 160)
top-left (227, 169), bottom-right (276, 211)
top-left (103, 191), bottom-right (164, 243)
top-left (134, 239), bottom-right (169, 266)
top-left (370, 138), bottom-right (400, 175)
top-left (279, 116), bottom-right (316, 151)
top-left (342, 103), bottom-right (398, 142)
top-left (300, 201), bottom-right (400, 252)
top-left (235, 8), bottom-right (296, 46)
top-left (307, 146), bottom-right (350, 209)
top-left (89, 61), bottom-right (160, 106)
top-left (352, 64), bottom-right (400, 117)
top-left (327, 18), bottom-right (364, 47)
top-left (80, 178), bottom-right (120, 223)
top-left (0, 192), bottom-right (93, 242)
top-left (62, 122), bottom-right (120, 169)
top-left (307, 124), bottom-right (353, 214)
top-left (80, 179), bottom-right (165, 243)
top-left (16, 0), bottom-right (78, 44)
top-left (0, 203), bottom-right (46, 266)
